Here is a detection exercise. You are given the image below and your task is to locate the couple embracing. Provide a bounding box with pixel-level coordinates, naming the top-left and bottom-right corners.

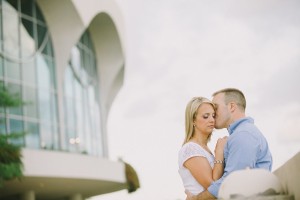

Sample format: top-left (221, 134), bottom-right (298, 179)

top-left (178, 88), bottom-right (273, 200)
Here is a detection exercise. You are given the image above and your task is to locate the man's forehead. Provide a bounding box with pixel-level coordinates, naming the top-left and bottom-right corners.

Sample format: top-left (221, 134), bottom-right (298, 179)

top-left (213, 93), bottom-right (224, 100)
top-left (212, 93), bottom-right (224, 104)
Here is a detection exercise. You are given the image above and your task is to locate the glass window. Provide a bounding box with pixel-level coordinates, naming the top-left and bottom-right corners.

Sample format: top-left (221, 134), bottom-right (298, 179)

top-left (40, 122), bottom-right (52, 149)
top-left (52, 124), bottom-right (59, 150)
top-left (51, 93), bottom-right (58, 125)
top-left (25, 121), bottom-right (39, 149)
top-left (7, 83), bottom-right (22, 116)
top-left (0, 0), bottom-right (58, 150)
top-left (2, 4), bottom-right (20, 83)
top-left (36, 54), bottom-right (50, 89)
top-left (22, 59), bottom-right (36, 85)
top-left (20, 18), bottom-right (35, 59)
top-left (38, 88), bottom-right (51, 121)
top-left (65, 128), bottom-right (77, 153)
top-left (20, 0), bottom-right (34, 20)
top-left (64, 31), bottom-right (103, 156)
top-left (9, 118), bottom-right (24, 146)
top-left (2, 3), bottom-right (20, 59)
top-left (71, 47), bottom-right (81, 74)
top-left (0, 56), bottom-right (3, 78)
top-left (23, 86), bottom-right (37, 118)
top-left (46, 57), bottom-right (56, 89)
top-left (0, 81), bottom-right (5, 114)
top-left (0, 2), bottom-right (3, 48)
top-left (64, 65), bottom-right (74, 97)
top-left (0, 116), bottom-right (7, 135)
top-left (5, 60), bottom-right (20, 81)
top-left (37, 24), bottom-right (47, 53)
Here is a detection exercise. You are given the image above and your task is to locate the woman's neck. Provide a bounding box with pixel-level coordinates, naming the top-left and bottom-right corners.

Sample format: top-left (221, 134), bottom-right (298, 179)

top-left (190, 135), bottom-right (207, 146)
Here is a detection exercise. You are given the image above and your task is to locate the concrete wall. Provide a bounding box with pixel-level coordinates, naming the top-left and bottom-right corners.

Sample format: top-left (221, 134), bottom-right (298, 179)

top-left (274, 152), bottom-right (300, 200)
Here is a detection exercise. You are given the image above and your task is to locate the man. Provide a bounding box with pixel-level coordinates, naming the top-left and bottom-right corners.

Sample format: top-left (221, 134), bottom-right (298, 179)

top-left (187, 88), bottom-right (273, 200)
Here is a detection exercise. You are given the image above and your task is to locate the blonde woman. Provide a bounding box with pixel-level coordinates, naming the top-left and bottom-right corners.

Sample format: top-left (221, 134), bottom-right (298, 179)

top-left (178, 97), bottom-right (227, 196)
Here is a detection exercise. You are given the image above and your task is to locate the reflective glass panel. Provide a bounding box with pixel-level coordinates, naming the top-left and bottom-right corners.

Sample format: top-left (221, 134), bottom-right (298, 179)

top-left (9, 118), bottom-right (24, 146)
top-left (4, 59), bottom-right (20, 81)
top-left (38, 88), bottom-right (51, 122)
top-left (37, 24), bottom-right (47, 53)
top-left (46, 58), bottom-right (56, 89)
top-left (36, 54), bottom-right (50, 89)
top-left (64, 65), bottom-right (73, 98)
top-left (7, 83), bottom-right (22, 116)
top-left (52, 123), bottom-right (59, 149)
top-left (25, 121), bottom-right (39, 149)
top-left (2, 4), bottom-right (19, 59)
top-left (51, 93), bottom-right (58, 129)
top-left (20, 0), bottom-right (33, 18)
top-left (22, 59), bottom-right (36, 85)
top-left (65, 128), bottom-right (77, 153)
top-left (0, 56), bottom-right (3, 78)
top-left (23, 86), bottom-right (37, 118)
top-left (64, 98), bottom-right (74, 127)
top-left (0, 116), bottom-right (6, 134)
top-left (71, 47), bottom-right (81, 74)
top-left (39, 122), bottom-right (52, 149)
top-left (20, 18), bottom-right (35, 59)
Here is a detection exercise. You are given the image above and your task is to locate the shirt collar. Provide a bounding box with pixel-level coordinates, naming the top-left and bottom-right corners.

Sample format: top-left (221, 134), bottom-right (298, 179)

top-left (227, 117), bottom-right (254, 135)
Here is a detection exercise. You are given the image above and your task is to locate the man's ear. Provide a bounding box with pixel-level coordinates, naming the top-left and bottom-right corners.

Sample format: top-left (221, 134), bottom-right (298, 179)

top-left (229, 102), bottom-right (237, 112)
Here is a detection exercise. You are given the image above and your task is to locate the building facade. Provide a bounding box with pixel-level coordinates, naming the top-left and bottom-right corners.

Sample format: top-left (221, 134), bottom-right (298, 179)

top-left (0, 0), bottom-right (128, 199)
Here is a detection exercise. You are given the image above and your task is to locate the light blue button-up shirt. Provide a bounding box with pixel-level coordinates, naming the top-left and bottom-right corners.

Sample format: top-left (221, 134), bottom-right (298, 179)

top-left (207, 117), bottom-right (273, 197)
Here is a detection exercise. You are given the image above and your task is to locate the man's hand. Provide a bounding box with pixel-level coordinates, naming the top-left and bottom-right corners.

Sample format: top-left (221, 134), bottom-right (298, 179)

top-left (185, 190), bottom-right (195, 200)
top-left (185, 190), bottom-right (216, 200)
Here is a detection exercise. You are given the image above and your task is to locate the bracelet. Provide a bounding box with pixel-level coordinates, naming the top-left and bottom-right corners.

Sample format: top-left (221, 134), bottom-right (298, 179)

top-left (214, 160), bottom-right (224, 164)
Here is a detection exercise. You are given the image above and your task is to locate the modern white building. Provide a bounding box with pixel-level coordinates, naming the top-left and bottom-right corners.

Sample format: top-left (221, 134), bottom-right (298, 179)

top-left (0, 0), bottom-right (130, 199)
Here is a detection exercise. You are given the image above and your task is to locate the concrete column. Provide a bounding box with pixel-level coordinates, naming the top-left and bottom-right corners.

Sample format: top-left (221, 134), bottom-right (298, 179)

top-left (21, 190), bottom-right (35, 200)
top-left (69, 193), bottom-right (83, 200)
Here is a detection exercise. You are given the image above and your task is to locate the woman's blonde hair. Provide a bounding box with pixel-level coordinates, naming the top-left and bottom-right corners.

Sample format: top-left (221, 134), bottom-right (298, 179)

top-left (183, 97), bottom-right (215, 145)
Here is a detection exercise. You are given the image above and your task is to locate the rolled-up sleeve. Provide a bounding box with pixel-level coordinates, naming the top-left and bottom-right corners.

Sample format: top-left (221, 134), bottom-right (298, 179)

top-left (207, 176), bottom-right (224, 197)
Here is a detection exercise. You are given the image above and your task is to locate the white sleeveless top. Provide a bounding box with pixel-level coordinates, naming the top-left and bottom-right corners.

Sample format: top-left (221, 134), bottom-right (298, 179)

top-left (178, 142), bottom-right (215, 195)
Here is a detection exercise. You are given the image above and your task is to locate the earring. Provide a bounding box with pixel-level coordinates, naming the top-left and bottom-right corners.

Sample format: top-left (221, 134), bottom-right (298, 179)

top-left (193, 124), bottom-right (195, 127)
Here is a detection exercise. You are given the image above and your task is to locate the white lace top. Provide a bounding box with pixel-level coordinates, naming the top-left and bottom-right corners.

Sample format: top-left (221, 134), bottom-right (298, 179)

top-left (178, 142), bottom-right (215, 195)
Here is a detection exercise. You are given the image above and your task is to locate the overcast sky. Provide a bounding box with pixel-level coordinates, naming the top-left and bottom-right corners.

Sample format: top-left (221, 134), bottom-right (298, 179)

top-left (92, 0), bottom-right (300, 200)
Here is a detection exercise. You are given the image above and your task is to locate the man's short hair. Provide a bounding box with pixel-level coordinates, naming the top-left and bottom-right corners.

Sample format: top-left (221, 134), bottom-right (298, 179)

top-left (213, 88), bottom-right (246, 111)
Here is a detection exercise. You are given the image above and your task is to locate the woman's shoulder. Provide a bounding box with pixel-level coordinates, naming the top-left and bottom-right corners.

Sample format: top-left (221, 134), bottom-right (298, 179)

top-left (178, 142), bottom-right (208, 167)
top-left (180, 141), bottom-right (200, 150)
top-left (179, 142), bottom-right (206, 157)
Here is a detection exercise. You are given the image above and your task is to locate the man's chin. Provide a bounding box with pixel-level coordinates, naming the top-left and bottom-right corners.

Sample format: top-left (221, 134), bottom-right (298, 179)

top-left (215, 125), bottom-right (224, 129)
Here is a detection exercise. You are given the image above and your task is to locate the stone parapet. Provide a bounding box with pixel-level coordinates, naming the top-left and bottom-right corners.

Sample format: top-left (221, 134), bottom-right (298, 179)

top-left (273, 152), bottom-right (300, 200)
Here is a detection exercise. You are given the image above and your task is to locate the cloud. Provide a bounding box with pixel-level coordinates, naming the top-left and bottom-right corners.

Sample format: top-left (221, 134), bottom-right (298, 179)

top-left (254, 64), bottom-right (300, 109)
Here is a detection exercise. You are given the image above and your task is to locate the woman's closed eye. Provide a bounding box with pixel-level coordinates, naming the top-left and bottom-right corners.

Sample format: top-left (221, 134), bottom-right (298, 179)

top-left (203, 113), bottom-right (215, 119)
top-left (203, 114), bottom-right (209, 119)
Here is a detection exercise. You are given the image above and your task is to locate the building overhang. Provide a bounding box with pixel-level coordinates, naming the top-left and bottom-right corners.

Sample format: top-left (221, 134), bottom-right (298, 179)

top-left (0, 149), bottom-right (127, 199)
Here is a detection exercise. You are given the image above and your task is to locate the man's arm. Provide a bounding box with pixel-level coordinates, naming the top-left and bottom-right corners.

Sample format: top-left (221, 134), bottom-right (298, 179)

top-left (206, 132), bottom-right (259, 198)
top-left (186, 190), bottom-right (216, 200)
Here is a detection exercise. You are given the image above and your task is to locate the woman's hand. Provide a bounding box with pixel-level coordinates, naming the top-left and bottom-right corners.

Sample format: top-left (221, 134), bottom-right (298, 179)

top-left (214, 136), bottom-right (228, 160)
